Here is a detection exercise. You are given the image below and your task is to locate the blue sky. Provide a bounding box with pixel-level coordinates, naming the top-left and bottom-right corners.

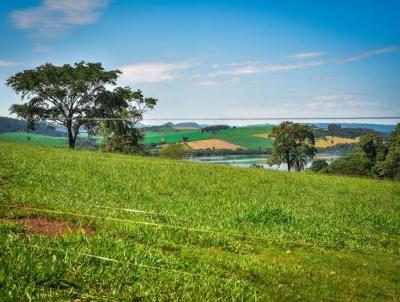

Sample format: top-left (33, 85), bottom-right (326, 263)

top-left (0, 0), bottom-right (399, 123)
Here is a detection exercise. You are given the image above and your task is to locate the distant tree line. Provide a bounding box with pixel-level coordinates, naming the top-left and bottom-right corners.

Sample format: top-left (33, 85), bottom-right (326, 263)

top-left (0, 117), bottom-right (65, 137)
top-left (313, 123), bottom-right (383, 139)
top-left (201, 125), bottom-right (230, 133)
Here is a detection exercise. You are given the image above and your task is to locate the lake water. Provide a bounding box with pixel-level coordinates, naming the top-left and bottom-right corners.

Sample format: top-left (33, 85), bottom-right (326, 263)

top-left (186, 154), bottom-right (340, 171)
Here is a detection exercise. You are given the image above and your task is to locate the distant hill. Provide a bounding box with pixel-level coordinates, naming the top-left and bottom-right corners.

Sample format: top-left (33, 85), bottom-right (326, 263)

top-left (175, 122), bottom-right (204, 129)
top-left (0, 117), bottom-right (66, 137)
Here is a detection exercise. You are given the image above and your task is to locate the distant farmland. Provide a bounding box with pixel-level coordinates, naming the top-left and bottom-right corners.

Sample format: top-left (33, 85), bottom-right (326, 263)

top-left (144, 125), bottom-right (274, 150)
top-left (315, 136), bottom-right (360, 148)
top-left (0, 125), bottom-right (274, 151)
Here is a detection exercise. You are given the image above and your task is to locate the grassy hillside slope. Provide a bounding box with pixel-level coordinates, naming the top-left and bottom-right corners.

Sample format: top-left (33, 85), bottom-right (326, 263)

top-left (0, 142), bottom-right (399, 301)
top-left (0, 131), bottom-right (68, 147)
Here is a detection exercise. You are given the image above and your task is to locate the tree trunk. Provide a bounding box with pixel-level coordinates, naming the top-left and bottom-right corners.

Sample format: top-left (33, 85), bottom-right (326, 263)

top-left (286, 153), bottom-right (291, 171)
top-left (67, 124), bottom-right (75, 149)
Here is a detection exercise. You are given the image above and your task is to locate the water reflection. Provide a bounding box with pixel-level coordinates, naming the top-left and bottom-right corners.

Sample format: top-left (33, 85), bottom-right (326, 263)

top-left (186, 154), bottom-right (340, 171)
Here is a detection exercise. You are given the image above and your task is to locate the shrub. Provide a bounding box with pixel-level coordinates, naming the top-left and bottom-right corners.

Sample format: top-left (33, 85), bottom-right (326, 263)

top-left (323, 148), bottom-right (373, 176)
top-left (159, 143), bottom-right (189, 159)
top-left (309, 159), bottom-right (328, 172)
top-left (377, 148), bottom-right (400, 178)
top-left (102, 131), bottom-right (146, 154)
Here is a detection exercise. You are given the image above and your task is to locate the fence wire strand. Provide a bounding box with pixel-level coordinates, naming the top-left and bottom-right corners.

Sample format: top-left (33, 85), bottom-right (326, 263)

top-left (3, 204), bottom-right (321, 249)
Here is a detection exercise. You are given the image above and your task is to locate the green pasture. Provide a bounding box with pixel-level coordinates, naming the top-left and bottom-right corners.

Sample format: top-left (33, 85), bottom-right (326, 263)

top-left (0, 142), bottom-right (399, 301)
top-left (144, 125), bottom-right (274, 150)
top-left (144, 129), bottom-right (212, 144)
top-left (0, 132), bottom-right (68, 148)
top-left (216, 126), bottom-right (274, 150)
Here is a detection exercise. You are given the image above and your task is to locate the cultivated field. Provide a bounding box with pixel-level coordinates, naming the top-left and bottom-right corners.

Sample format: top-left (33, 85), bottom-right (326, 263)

top-left (186, 139), bottom-right (242, 150)
top-left (0, 125), bottom-right (275, 151)
top-left (315, 136), bottom-right (360, 148)
top-left (1, 142), bottom-right (399, 301)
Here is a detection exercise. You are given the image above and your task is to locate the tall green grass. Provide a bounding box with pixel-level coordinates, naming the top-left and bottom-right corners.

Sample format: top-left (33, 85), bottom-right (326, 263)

top-left (0, 142), bottom-right (399, 301)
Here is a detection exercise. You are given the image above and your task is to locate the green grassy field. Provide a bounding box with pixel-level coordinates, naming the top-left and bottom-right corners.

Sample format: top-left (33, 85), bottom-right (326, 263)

top-left (0, 125), bottom-right (273, 151)
top-left (0, 131), bottom-right (68, 147)
top-left (144, 125), bottom-right (274, 150)
top-left (144, 129), bottom-right (213, 144)
top-left (0, 142), bottom-right (399, 301)
top-left (216, 126), bottom-right (274, 150)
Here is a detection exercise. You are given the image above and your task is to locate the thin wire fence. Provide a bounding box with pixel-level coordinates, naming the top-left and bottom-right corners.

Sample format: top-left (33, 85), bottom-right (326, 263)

top-left (2, 204), bottom-right (329, 249)
top-left (3, 115), bottom-right (400, 121)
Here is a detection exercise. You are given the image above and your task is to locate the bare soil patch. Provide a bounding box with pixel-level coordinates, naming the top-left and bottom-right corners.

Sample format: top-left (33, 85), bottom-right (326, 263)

top-left (186, 139), bottom-right (242, 150)
top-left (12, 217), bottom-right (94, 237)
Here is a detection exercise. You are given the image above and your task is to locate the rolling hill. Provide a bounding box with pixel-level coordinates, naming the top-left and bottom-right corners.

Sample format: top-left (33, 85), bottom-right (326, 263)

top-left (0, 142), bottom-right (399, 301)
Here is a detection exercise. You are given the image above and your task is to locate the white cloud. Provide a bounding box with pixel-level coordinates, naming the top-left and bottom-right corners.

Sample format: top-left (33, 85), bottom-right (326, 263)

top-left (303, 94), bottom-right (370, 110)
top-left (11, 0), bottom-right (108, 36)
top-left (0, 59), bottom-right (22, 67)
top-left (339, 45), bottom-right (399, 63)
top-left (191, 77), bottom-right (240, 86)
top-left (118, 62), bottom-right (193, 84)
top-left (33, 46), bottom-right (52, 53)
top-left (221, 94), bottom-right (387, 121)
top-left (288, 52), bottom-right (325, 59)
top-left (209, 61), bottom-right (324, 77)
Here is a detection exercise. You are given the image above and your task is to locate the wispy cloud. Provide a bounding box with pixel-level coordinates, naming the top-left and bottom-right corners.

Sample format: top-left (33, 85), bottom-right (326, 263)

top-left (288, 52), bottom-right (325, 59)
top-left (303, 94), bottom-right (370, 110)
top-left (0, 59), bottom-right (23, 67)
top-left (210, 45), bottom-right (399, 78)
top-left (339, 45), bottom-right (399, 63)
top-left (209, 61), bottom-right (324, 77)
top-left (118, 62), bottom-right (193, 84)
top-left (11, 0), bottom-right (108, 37)
top-left (191, 77), bottom-right (240, 86)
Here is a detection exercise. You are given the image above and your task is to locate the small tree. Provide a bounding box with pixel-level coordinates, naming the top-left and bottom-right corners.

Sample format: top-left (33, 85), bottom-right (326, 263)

top-left (359, 133), bottom-right (387, 163)
top-left (377, 123), bottom-right (400, 178)
top-left (87, 87), bottom-right (157, 154)
top-left (309, 159), bottom-right (328, 172)
top-left (159, 144), bottom-right (189, 159)
top-left (269, 122), bottom-right (316, 171)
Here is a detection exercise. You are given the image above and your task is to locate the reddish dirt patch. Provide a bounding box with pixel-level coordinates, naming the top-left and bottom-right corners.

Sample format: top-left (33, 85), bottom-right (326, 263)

top-left (13, 217), bottom-right (94, 237)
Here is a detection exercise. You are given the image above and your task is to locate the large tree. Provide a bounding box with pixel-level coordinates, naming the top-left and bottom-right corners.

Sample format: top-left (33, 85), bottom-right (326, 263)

top-left (6, 61), bottom-right (120, 149)
top-left (269, 122), bottom-right (316, 171)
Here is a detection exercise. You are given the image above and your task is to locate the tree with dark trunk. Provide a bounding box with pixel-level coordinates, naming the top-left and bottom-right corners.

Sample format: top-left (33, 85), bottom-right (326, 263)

top-left (7, 61), bottom-right (120, 149)
top-left (268, 122), bottom-right (316, 171)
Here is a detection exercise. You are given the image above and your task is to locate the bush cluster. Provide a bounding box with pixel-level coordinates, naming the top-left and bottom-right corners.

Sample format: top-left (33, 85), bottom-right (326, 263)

top-left (319, 123), bottom-right (400, 179)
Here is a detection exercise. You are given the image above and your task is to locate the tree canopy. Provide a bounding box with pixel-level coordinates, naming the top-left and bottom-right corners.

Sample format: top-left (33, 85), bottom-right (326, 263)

top-left (269, 122), bottom-right (316, 171)
top-left (87, 87), bottom-right (157, 154)
top-left (6, 61), bottom-right (157, 150)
